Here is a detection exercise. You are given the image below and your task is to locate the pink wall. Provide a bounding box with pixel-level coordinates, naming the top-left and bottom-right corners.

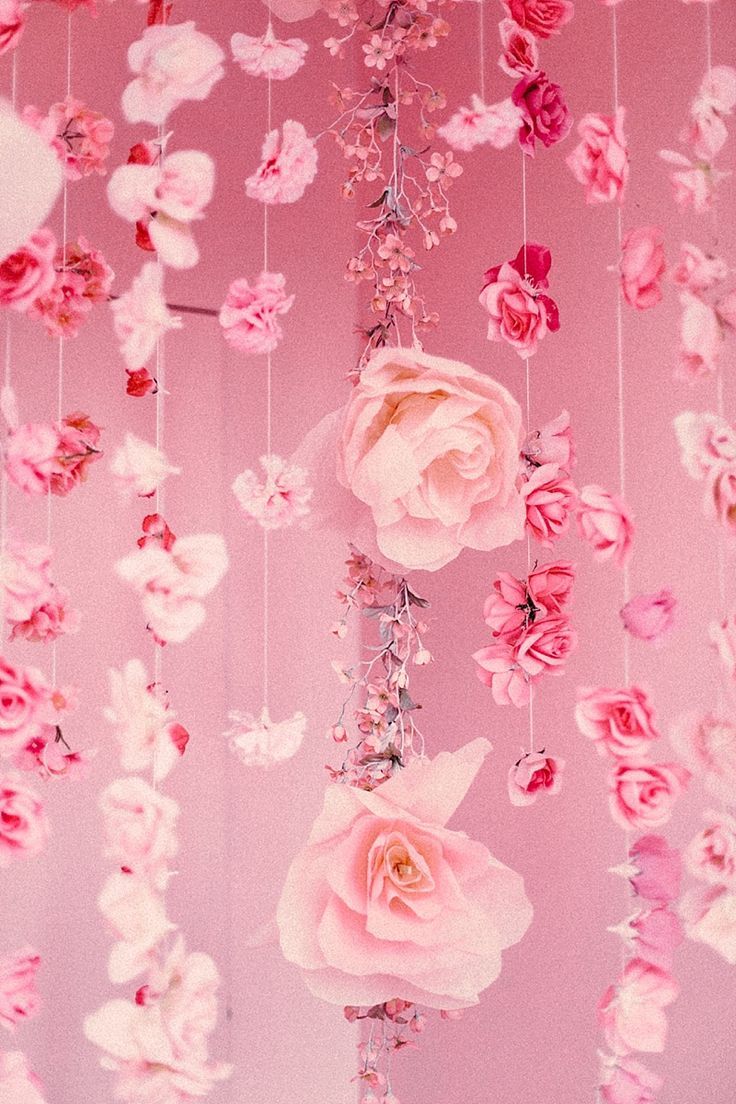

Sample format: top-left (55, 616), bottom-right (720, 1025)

top-left (3, 1), bottom-right (736, 1102)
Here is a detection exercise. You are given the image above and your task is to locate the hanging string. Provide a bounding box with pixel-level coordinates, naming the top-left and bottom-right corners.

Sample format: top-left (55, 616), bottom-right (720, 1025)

top-left (521, 154), bottom-right (534, 754)
top-left (0, 52), bottom-right (18, 639)
top-left (262, 29), bottom-right (273, 707)
top-left (478, 0), bottom-right (485, 104)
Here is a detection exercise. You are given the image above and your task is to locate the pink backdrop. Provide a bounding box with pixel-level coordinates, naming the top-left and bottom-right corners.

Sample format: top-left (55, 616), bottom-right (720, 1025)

top-left (3, 1), bottom-right (736, 1101)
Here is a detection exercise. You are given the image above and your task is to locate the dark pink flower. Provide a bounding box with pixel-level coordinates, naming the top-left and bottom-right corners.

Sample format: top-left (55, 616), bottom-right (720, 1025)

top-left (219, 272), bottom-right (294, 355)
top-left (480, 243), bottom-right (560, 357)
top-left (508, 750), bottom-right (564, 805)
top-left (620, 589), bottom-right (676, 645)
top-left (502, 0), bottom-right (574, 39)
top-left (498, 17), bottom-right (539, 77)
top-left (0, 229), bottom-right (57, 313)
top-left (620, 227), bottom-right (666, 311)
top-left (512, 70), bottom-right (572, 155)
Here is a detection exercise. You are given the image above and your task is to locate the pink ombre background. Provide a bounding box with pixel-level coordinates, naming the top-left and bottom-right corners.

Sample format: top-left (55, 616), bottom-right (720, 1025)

top-left (2, 1), bottom-right (736, 1101)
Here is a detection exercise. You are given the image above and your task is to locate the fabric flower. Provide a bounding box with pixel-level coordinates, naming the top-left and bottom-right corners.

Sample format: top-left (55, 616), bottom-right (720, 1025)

top-left (522, 409), bottom-right (576, 470)
top-left (0, 1052), bottom-right (47, 1104)
top-left (111, 263), bottom-right (182, 370)
top-left (669, 711), bottom-right (736, 803)
top-left (0, 229), bottom-right (57, 313)
top-left (672, 243), bottom-right (728, 292)
top-left (295, 347), bottom-right (525, 572)
top-left (438, 95), bottom-right (521, 152)
top-left (110, 434), bottom-right (180, 500)
top-left (502, 0), bottom-right (574, 38)
top-left (123, 21), bottom-right (225, 125)
top-left (674, 410), bottom-right (736, 480)
top-left (474, 614), bottom-right (577, 708)
top-left (22, 96), bottom-right (113, 180)
top-left (597, 958), bottom-right (678, 1054)
top-left (0, 774), bottom-right (49, 866)
top-left (567, 109), bottom-right (629, 204)
top-left (619, 227), bottom-right (666, 310)
top-left (608, 761), bottom-right (690, 831)
top-left (479, 242), bottom-right (560, 358)
top-left (219, 272), bottom-right (294, 354)
top-left (277, 739), bottom-right (532, 1008)
top-left (225, 706), bottom-right (306, 767)
top-left (681, 884), bottom-right (736, 964)
top-left (100, 777), bottom-right (179, 887)
top-left (0, 949), bottom-right (41, 1031)
top-left (620, 590), bottom-right (676, 645)
top-left (685, 811), bottom-right (736, 886)
top-left (498, 17), bottom-right (539, 77)
top-left (521, 463), bottom-right (576, 546)
top-left (507, 750), bottom-right (564, 806)
top-left (231, 454), bottom-right (312, 529)
top-left (512, 70), bottom-right (572, 155)
top-left (659, 148), bottom-right (727, 213)
top-left (621, 835), bottom-right (682, 905)
top-left (575, 686), bottom-right (661, 760)
top-left (231, 25), bottom-right (308, 80)
top-left (678, 291), bottom-right (722, 379)
top-left (576, 484), bottom-right (634, 568)
top-left (0, 1), bottom-right (24, 56)
top-left (598, 1053), bottom-right (664, 1104)
top-left (245, 119), bottom-right (317, 205)
top-left (104, 659), bottom-right (187, 782)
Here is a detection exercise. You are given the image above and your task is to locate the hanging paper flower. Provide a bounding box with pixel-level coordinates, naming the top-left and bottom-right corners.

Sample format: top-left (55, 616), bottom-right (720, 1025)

top-left (616, 835), bottom-right (683, 906)
top-left (437, 95), bottom-right (520, 152)
top-left (507, 750), bottom-right (565, 806)
top-left (29, 237), bottom-right (114, 338)
top-left (22, 96), bottom-right (114, 180)
top-left (576, 484), bottom-right (634, 568)
top-left (111, 263), bottom-right (182, 371)
top-left (122, 22), bottom-right (225, 125)
top-left (99, 777), bottom-right (179, 887)
top-left (225, 706), bottom-right (306, 767)
top-left (566, 109), bottom-right (629, 204)
top-left (0, 228), bottom-right (57, 313)
top-left (219, 272), bottom-right (294, 354)
top-left (670, 712), bottom-right (736, 804)
top-left (685, 811), bottom-right (736, 886)
top-left (610, 906), bottom-right (683, 972)
top-left (619, 226), bottom-right (666, 310)
top-left (502, 0), bottom-right (574, 39)
top-left (245, 120), bottom-right (318, 205)
top-left (232, 454), bottom-right (312, 530)
top-left (680, 884), bottom-right (736, 964)
top-left (231, 25), bottom-right (308, 80)
top-left (0, 947), bottom-right (41, 1030)
top-left (512, 71), bottom-right (572, 155)
top-left (659, 149), bottom-right (728, 213)
top-left (0, 0), bottom-right (24, 56)
top-left (110, 434), bottom-right (180, 500)
top-left (678, 290), bottom-right (722, 379)
top-left (520, 463), bottom-right (577, 546)
top-left (97, 870), bottom-right (175, 983)
top-left (479, 243), bottom-right (560, 358)
top-left (608, 761), bottom-right (690, 831)
top-left (522, 410), bottom-right (576, 470)
top-left (687, 65), bottom-right (736, 161)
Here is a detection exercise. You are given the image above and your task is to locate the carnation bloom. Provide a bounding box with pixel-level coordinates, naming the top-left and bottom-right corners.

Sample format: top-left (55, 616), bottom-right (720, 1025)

top-left (111, 263), bottom-right (182, 370)
top-left (507, 750), bottom-right (564, 806)
top-left (575, 686), bottom-right (660, 759)
top-left (608, 761), bottom-right (690, 831)
top-left (231, 24), bottom-right (308, 79)
top-left (0, 947), bottom-right (41, 1030)
top-left (0, 773), bottom-right (49, 865)
top-left (620, 589), bottom-right (676, 645)
top-left (123, 21), bottom-right (225, 125)
top-left (576, 484), bottom-right (634, 568)
top-left (597, 958), bottom-right (679, 1054)
top-left (225, 706), bottom-right (306, 767)
top-left (110, 434), bottom-right (180, 499)
top-left (512, 70), bottom-right (572, 155)
top-left (231, 454), bottom-right (312, 529)
top-left (219, 272), bottom-right (294, 354)
top-left (245, 119), bottom-right (318, 204)
top-left (619, 226), bottom-right (666, 310)
top-left (23, 96), bottom-right (114, 179)
top-left (566, 108), bottom-right (629, 204)
top-left (277, 739), bottom-right (532, 1008)
top-left (437, 94), bottom-right (521, 152)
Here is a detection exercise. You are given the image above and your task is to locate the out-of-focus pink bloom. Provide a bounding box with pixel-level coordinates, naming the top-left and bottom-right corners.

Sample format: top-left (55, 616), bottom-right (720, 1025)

top-left (670, 711), bottom-right (736, 804)
top-left (4, 424), bottom-right (60, 496)
top-left (0, 105), bottom-right (63, 262)
top-left (498, 17), bottom-right (539, 77)
top-left (0, 542), bottom-right (53, 628)
top-left (111, 263), bottom-right (182, 370)
top-left (110, 434), bottom-right (179, 500)
top-left (717, 289), bottom-right (736, 332)
top-left (678, 291), bottom-right (722, 379)
top-left (245, 119), bottom-right (318, 204)
top-left (0, 949), bottom-right (41, 1030)
top-left (521, 462), bottom-right (576, 546)
top-left (29, 238), bottom-right (114, 339)
top-left (681, 883), bottom-right (736, 964)
top-left (598, 1053), bottom-right (664, 1104)
top-left (608, 761), bottom-right (690, 831)
top-left (0, 658), bottom-right (53, 758)
top-left (0, 773), bottom-right (49, 866)
top-left (507, 750), bottom-right (564, 806)
top-left (705, 462), bottom-right (736, 533)
top-left (610, 906), bottom-right (683, 971)
top-left (0, 0), bottom-right (24, 56)
top-left (502, 0), bottom-right (574, 39)
top-left (108, 150), bottom-right (215, 270)
top-left (674, 410), bottom-right (736, 480)
top-left (597, 958), bottom-right (678, 1054)
top-left (10, 589), bottom-right (78, 644)
top-left (512, 70), bottom-right (572, 155)
top-left (49, 412), bottom-right (103, 497)
top-left (685, 811), bottom-right (736, 886)
top-left (0, 1052), bottom-right (47, 1104)
top-left (97, 871), bottom-right (174, 983)
top-left (620, 226), bottom-right (666, 310)
top-left (480, 243), bottom-right (559, 357)
top-left (123, 22), bottom-right (225, 125)
top-left (438, 95), bottom-right (521, 152)
top-left (710, 611), bottom-right (736, 681)
top-left (231, 25), bottom-right (308, 79)
top-left (620, 589), bottom-right (676, 645)
top-left (100, 776), bottom-right (179, 886)
top-left (659, 148), bottom-right (728, 213)
top-left (567, 108), bottom-right (629, 204)
top-left (104, 659), bottom-right (187, 782)
top-left (618, 835), bottom-right (682, 905)
top-left (23, 96), bottom-right (113, 179)
top-left (225, 706), bottom-right (306, 767)
top-left (672, 242), bottom-right (728, 292)
top-left (522, 410), bottom-right (575, 470)
top-left (575, 686), bottom-right (660, 760)
top-left (0, 229), bottom-right (57, 313)
top-left (219, 272), bottom-right (294, 354)
top-left (576, 484), bottom-right (634, 568)
top-left (687, 65), bottom-right (736, 161)
top-left (232, 454), bottom-right (312, 530)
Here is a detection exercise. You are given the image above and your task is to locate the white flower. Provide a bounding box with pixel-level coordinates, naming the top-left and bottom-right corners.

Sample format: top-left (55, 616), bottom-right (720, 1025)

top-left (104, 659), bottom-right (180, 781)
top-left (232, 454), bottom-right (312, 529)
top-left (225, 705), bottom-right (306, 767)
top-left (110, 433), bottom-right (180, 499)
top-left (111, 263), bottom-right (182, 369)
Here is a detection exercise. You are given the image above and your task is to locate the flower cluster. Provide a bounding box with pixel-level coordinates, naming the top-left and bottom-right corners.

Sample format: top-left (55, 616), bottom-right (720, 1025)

top-left (231, 454), bottom-right (312, 530)
top-left (5, 411), bottom-right (103, 498)
top-left (22, 95), bottom-right (114, 179)
top-left (0, 540), bottom-right (79, 643)
top-left (479, 243), bottom-right (560, 358)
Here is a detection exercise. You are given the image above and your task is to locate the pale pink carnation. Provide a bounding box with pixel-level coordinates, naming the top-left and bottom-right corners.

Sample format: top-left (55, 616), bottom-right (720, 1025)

top-left (111, 263), bottom-right (182, 370)
top-left (608, 761), bottom-right (690, 831)
top-left (597, 958), bottom-right (678, 1055)
top-left (620, 589), bottom-right (676, 645)
top-left (0, 773), bottom-right (49, 866)
top-left (620, 226), bottom-right (666, 311)
top-left (598, 1053), bottom-right (664, 1104)
top-left (576, 484), bottom-right (634, 568)
top-left (685, 811), bottom-right (736, 887)
top-left (231, 25), bottom-right (308, 80)
top-left (245, 120), bottom-right (318, 205)
top-left (670, 711), bottom-right (736, 803)
top-left (672, 243), bottom-right (728, 292)
top-left (0, 949), bottom-right (41, 1030)
top-left (438, 95), bottom-right (521, 152)
top-left (123, 22), bottom-right (225, 125)
top-left (507, 750), bottom-right (564, 806)
top-left (521, 462), bottom-right (576, 546)
top-left (575, 686), bottom-right (660, 759)
top-left (219, 272), bottom-right (294, 355)
top-left (110, 434), bottom-right (180, 500)
top-left (498, 17), bottom-right (539, 78)
top-left (0, 0), bottom-right (24, 56)
top-left (0, 229), bottom-right (57, 313)
top-left (567, 108), bottom-right (629, 204)
top-left (104, 659), bottom-right (187, 782)
top-left (681, 884), bottom-right (736, 964)
top-left (0, 1052), bottom-right (47, 1104)
top-left (232, 454), bottom-right (312, 530)
top-left (225, 706), bottom-right (306, 767)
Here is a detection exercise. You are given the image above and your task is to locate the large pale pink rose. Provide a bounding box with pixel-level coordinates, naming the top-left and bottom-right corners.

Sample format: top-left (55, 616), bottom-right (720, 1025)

top-left (295, 348), bottom-right (525, 572)
top-left (670, 711), bottom-right (736, 803)
top-left (99, 777), bottom-right (179, 886)
top-left (597, 958), bottom-right (678, 1054)
top-left (277, 739), bottom-right (533, 1009)
top-left (122, 22), bottom-right (225, 125)
top-left (575, 686), bottom-right (660, 759)
top-left (0, 949), bottom-right (41, 1030)
top-left (0, 774), bottom-right (49, 866)
top-left (608, 761), bottom-right (690, 831)
top-left (0, 1052), bottom-right (47, 1104)
top-left (567, 108), bottom-right (629, 204)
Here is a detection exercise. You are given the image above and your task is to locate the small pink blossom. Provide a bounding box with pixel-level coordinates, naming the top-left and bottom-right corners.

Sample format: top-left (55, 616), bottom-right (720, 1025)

top-left (522, 410), bottom-right (575, 470)
top-left (686, 811), bottom-right (736, 886)
top-left (507, 749), bottom-right (564, 806)
top-left (670, 711), bottom-right (736, 803)
top-left (575, 686), bottom-right (660, 759)
top-left (576, 484), bottom-right (634, 568)
top-left (567, 108), bottom-right (629, 204)
top-left (681, 883), bottom-right (736, 964)
top-left (111, 263), bottom-right (182, 370)
top-left (608, 760), bottom-right (690, 831)
top-left (438, 94), bottom-right (521, 152)
top-left (225, 706), bottom-right (306, 767)
top-left (498, 17), bottom-right (539, 78)
top-left (502, 0), bottom-right (574, 39)
top-left (623, 834), bottom-right (682, 905)
top-left (673, 410), bottom-right (736, 480)
top-left (597, 958), bottom-right (678, 1055)
top-left (10, 589), bottom-right (78, 644)
top-left (672, 242), bottom-right (728, 292)
top-left (0, 1052), bottom-right (47, 1104)
top-left (610, 906), bottom-right (683, 971)
top-left (598, 1053), bottom-right (664, 1104)
top-left (104, 659), bottom-right (187, 782)
top-left (521, 462), bottom-right (576, 546)
top-left (0, 949), bottom-right (41, 1031)
top-left (620, 589), bottom-right (676, 645)
top-left (219, 272), bottom-right (294, 354)
top-left (619, 226), bottom-right (666, 310)
top-left (231, 454), bottom-right (312, 530)
top-left (512, 70), bottom-right (572, 155)
top-left (123, 22), bottom-right (225, 125)
top-left (23, 96), bottom-right (113, 180)
top-left (110, 434), bottom-right (179, 500)
top-left (678, 290), bottom-right (722, 379)
top-left (480, 243), bottom-right (560, 357)
top-left (0, 773), bottom-right (49, 865)
top-left (0, 229), bottom-right (57, 313)
top-left (0, 0), bottom-right (24, 56)
top-left (231, 25), bottom-right (308, 80)
top-left (245, 119), bottom-right (317, 205)
top-left (100, 776), bottom-right (179, 887)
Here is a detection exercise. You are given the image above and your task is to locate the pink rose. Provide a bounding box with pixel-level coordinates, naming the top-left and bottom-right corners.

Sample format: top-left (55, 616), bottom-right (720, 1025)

top-left (219, 272), bottom-right (294, 354)
top-left (681, 883), bottom-right (736, 964)
top-left (49, 413), bottom-right (103, 497)
top-left (620, 589), bottom-right (676, 645)
top-left (576, 484), bottom-right (634, 568)
top-left (475, 612), bottom-right (576, 706)
top-left (479, 242), bottom-right (560, 358)
top-left (0, 773), bottom-right (49, 865)
top-left (482, 563), bottom-right (576, 645)
top-left (575, 686), bottom-right (660, 759)
top-left (277, 739), bottom-right (533, 1008)
top-left (123, 21), bottom-right (225, 125)
top-left (507, 750), bottom-right (564, 806)
top-left (497, 17), bottom-right (539, 77)
top-left (0, 229), bottom-right (57, 312)
top-left (527, 559), bottom-right (576, 612)
top-left (297, 347), bottom-right (525, 572)
top-left (710, 612), bottom-right (736, 681)
top-left (619, 226), bottom-right (666, 310)
top-left (0, 949), bottom-right (41, 1030)
top-left (0, 658), bottom-right (52, 757)
top-left (597, 958), bottom-right (678, 1054)
top-left (627, 835), bottom-right (682, 905)
top-left (672, 242), bottom-right (728, 292)
top-left (231, 25), bottom-right (308, 80)
top-left (245, 119), bottom-right (318, 205)
top-left (612, 906), bottom-right (683, 971)
top-left (670, 711), bottom-right (736, 803)
top-left (99, 777), bottom-right (179, 886)
top-left (686, 811), bottom-right (736, 886)
top-left (512, 70), bottom-right (572, 155)
top-left (608, 761), bottom-right (690, 831)
top-left (521, 462), bottom-right (576, 546)
top-left (0, 1052), bottom-right (47, 1104)
top-left (0, 0), bottom-right (24, 55)
top-left (502, 0), bottom-right (574, 39)
top-left (674, 410), bottom-right (736, 480)
top-left (599, 1054), bottom-right (664, 1104)
top-left (567, 108), bottom-right (629, 204)
top-left (522, 409), bottom-right (575, 470)
top-left (678, 291), bottom-right (722, 379)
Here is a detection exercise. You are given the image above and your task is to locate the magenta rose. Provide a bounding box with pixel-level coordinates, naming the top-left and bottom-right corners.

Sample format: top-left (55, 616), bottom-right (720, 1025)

top-left (507, 750), bottom-right (564, 806)
top-left (0, 772), bottom-right (49, 865)
top-left (0, 947), bottom-right (41, 1030)
top-left (479, 243), bottom-right (560, 358)
top-left (502, 0), bottom-right (574, 39)
top-left (608, 761), bottom-right (690, 831)
top-left (0, 228), bottom-right (57, 312)
top-left (512, 71), bottom-right (572, 155)
top-left (277, 739), bottom-right (532, 1009)
top-left (498, 18), bottom-right (539, 78)
top-left (296, 348), bottom-right (525, 572)
top-left (575, 686), bottom-right (660, 759)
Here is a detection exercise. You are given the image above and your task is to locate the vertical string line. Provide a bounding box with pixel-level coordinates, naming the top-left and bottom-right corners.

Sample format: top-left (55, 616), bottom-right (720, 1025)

top-left (262, 35), bottom-right (273, 707)
top-left (0, 52), bottom-right (18, 638)
top-left (478, 0), bottom-right (485, 104)
top-left (521, 154), bottom-right (533, 753)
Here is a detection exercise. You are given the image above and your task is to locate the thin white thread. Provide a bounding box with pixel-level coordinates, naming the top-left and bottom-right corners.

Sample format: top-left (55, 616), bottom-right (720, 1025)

top-left (521, 154), bottom-right (534, 754)
top-left (262, 42), bottom-right (273, 706)
top-left (705, 0), bottom-right (713, 75)
top-left (0, 52), bottom-right (18, 641)
top-left (479, 0), bottom-right (486, 104)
